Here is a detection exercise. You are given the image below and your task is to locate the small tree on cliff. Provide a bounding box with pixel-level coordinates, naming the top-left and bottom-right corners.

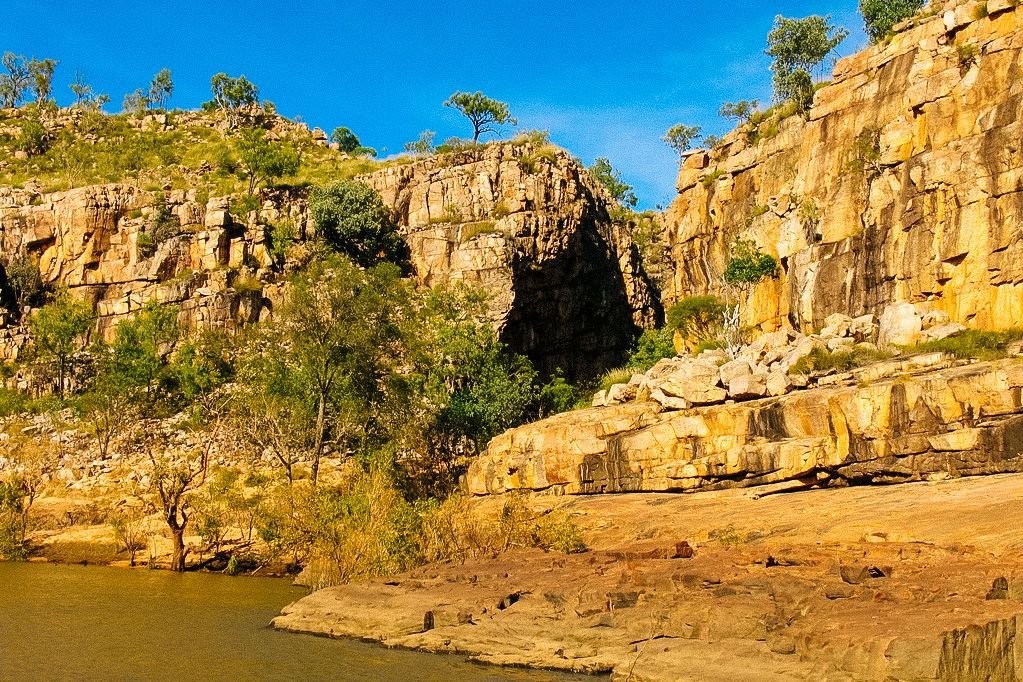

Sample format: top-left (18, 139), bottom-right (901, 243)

top-left (663, 124), bottom-right (702, 163)
top-left (444, 91), bottom-right (517, 143)
top-left (206, 73), bottom-right (259, 127)
top-left (148, 68), bottom-right (174, 110)
top-left (28, 289), bottom-right (95, 398)
top-left (859, 0), bottom-right (925, 43)
top-left (766, 15), bottom-right (848, 112)
top-left (0, 53), bottom-right (31, 108)
top-left (722, 239), bottom-right (778, 356)
top-left (719, 100), bottom-right (759, 126)
top-left (588, 157), bottom-right (637, 208)
top-left (236, 127), bottom-right (301, 195)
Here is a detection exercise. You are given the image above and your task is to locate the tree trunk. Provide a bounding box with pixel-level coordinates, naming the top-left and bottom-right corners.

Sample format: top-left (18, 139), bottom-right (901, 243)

top-left (169, 525), bottom-right (186, 571)
top-left (311, 392), bottom-right (326, 486)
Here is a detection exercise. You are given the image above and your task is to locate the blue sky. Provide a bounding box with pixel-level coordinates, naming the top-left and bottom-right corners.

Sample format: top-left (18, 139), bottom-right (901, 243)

top-left (3, 1), bottom-right (867, 208)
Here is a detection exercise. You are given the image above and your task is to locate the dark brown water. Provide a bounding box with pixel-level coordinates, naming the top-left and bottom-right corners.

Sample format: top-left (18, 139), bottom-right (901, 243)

top-left (0, 562), bottom-right (586, 682)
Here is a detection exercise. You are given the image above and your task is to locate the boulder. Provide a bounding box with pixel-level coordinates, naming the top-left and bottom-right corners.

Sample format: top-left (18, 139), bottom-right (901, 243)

top-left (920, 323), bottom-right (967, 343)
top-left (728, 373), bottom-right (769, 400)
top-left (878, 303), bottom-right (923, 348)
top-left (719, 359), bottom-right (754, 386)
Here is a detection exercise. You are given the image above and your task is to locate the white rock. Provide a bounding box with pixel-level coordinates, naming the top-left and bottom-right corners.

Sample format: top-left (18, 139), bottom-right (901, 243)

top-left (878, 303), bottom-right (923, 348)
top-left (920, 322), bottom-right (967, 343)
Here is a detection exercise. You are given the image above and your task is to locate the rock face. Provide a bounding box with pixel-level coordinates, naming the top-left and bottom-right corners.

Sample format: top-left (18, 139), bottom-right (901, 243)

top-left (662, 0), bottom-right (1023, 334)
top-left (0, 142), bottom-right (658, 377)
top-left (362, 142), bottom-right (659, 378)
top-left (466, 357), bottom-right (1023, 496)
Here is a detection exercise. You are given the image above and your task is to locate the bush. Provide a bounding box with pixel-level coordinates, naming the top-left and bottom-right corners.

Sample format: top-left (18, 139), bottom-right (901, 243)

top-left (626, 328), bottom-right (676, 369)
top-left (666, 296), bottom-right (725, 343)
top-left (913, 329), bottom-right (1023, 360)
top-left (859, 0), bottom-right (925, 42)
top-left (789, 345), bottom-right (891, 375)
top-left (308, 180), bottom-right (408, 268)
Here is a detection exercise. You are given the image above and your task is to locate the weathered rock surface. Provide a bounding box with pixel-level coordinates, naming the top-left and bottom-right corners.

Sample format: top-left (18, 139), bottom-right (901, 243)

top-left (275, 473), bottom-right (1023, 681)
top-left (0, 142), bottom-right (658, 377)
top-left (468, 357), bottom-right (1023, 496)
top-left (661, 0), bottom-right (1023, 334)
top-left (362, 142), bottom-right (659, 377)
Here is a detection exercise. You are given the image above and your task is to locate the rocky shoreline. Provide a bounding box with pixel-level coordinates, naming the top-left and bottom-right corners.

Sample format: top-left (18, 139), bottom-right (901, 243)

top-left (274, 474), bottom-right (1023, 681)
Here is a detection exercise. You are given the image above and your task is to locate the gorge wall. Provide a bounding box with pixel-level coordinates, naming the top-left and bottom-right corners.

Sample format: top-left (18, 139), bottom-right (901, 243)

top-left (663, 0), bottom-right (1023, 333)
top-left (0, 141), bottom-right (657, 379)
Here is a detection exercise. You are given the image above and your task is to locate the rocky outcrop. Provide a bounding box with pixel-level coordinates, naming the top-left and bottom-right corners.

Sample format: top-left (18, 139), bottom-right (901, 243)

top-left (363, 142), bottom-right (659, 378)
top-left (0, 141), bottom-right (657, 377)
top-left (275, 474), bottom-right (1023, 681)
top-left (663, 0), bottom-right (1023, 334)
top-left (466, 356), bottom-right (1023, 496)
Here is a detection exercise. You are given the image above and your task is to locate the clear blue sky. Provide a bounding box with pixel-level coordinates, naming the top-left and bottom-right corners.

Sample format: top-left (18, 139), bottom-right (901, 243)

top-left (2, 1), bottom-right (866, 209)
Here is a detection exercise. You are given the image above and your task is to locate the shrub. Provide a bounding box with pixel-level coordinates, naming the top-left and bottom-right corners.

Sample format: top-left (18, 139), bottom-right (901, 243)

top-left (537, 370), bottom-right (580, 417)
top-left (913, 329), bottom-right (1023, 360)
top-left (598, 366), bottom-right (637, 393)
top-left (309, 180), bottom-right (407, 268)
top-left (666, 296), bottom-right (725, 343)
top-left (859, 0), bottom-right (925, 42)
top-left (789, 345), bottom-right (891, 375)
top-left (458, 221), bottom-right (499, 243)
top-left (627, 328), bottom-right (677, 369)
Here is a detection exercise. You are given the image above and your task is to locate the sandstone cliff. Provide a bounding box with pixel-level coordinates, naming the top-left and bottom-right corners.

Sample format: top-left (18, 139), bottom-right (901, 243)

top-left (0, 140), bottom-right (658, 378)
top-left (663, 0), bottom-right (1023, 333)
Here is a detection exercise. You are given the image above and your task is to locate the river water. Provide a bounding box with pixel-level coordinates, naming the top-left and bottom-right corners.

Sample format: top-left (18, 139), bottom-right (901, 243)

top-left (0, 562), bottom-right (586, 681)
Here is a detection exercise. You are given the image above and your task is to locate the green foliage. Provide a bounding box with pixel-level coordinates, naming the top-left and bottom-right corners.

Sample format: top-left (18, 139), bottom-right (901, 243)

top-left (723, 239), bottom-right (779, 288)
top-left (666, 296), bottom-right (725, 343)
top-left (15, 118), bottom-right (49, 156)
top-left (663, 124), bottom-right (702, 161)
top-left (208, 73), bottom-right (259, 112)
top-left (404, 130), bottom-right (436, 156)
top-left (104, 302), bottom-right (180, 400)
top-left (236, 127), bottom-right (301, 195)
top-left (627, 328), bottom-right (677, 370)
top-left (0, 477), bottom-right (31, 559)
top-left (957, 42), bottom-right (980, 70)
top-left (0, 387), bottom-right (27, 417)
top-left (848, 127), bottom-right (882, 174)
top-left (330, 126), bottom-right (360, 153)
top-left (719, 100), bottom-right (759, 124)
top-left (265, 220), bottom-right (295, 267)
top-left (912, 329), bottom-right (1023, 360)
top-left (0, 53), bottom-right (33, 108)
top-left (308, 180), bottom-right (406, 268)
top-left (444, 91), bottom-right (516, 143)
top-left (28, 289), bottom-right (95, 398)
top-left (859, 0), bottom-right (925, 42)
top-left (148, 69), bottom-right (174, 110)
top-left (766, 15), bottom-right (848, 109)
top-left (3, 250), bottom-right (44, 316)
top-left (598, 366), bottom-right (637, 393)
top-left (788, 345), bottom-right (891, 375)
top-left (537, 370), bottom-right (580, 417)
top-left (588, 157), bottom-right (637, 207)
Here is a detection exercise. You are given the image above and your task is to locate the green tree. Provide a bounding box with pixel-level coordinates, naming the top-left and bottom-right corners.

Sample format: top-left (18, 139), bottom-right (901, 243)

top-left (663, 124), bottom-right (702, 162)
top-left (27, 58), bottom-right (57, 103)
top-left (242, 256), bottom-right (409, 485)
top-left (122, 88), bottom-right (150, 115)
top-left (236, 128), bottom-right (301, 195)
top-left (28, 289), bottom-right (95, 398)
top-left (588, 157), bottom-right (637, 207)
top-left (859, 0), bottom-right (925, 42)
top-left (766, 15), bottom-right (848, 109)
top-left (330, 126), bottom-right (360, 153)
top-left (107, 302), bottom-right (180, 400)
top-left (444, 91), bottom-right (517, 143)
top-left (308, 180), bottom-right (406, 267)
top-left (387, 286), bottom-right (537, 497)
top-left (207, 73), bottom-right (259, 127)
top-left (719, 100), bottom-right (759, 125)
top-left (404, 130), bottom-right (436, 156)
top-left (0, 53), bottom-right (30, 108)
top-left (68, 72), bottom-right (107, 110)
top-left (666, 295), bottom-right (725, 345)
top-left (3, 250), bottom-right (43, 316)
top-left (722, 239), bottom-right (779, 355)
top-left (148, 68), bottom-right (174, 110)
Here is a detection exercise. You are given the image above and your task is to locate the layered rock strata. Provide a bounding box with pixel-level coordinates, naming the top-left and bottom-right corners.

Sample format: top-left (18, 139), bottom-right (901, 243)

top-left (663, 0), bottom-right (1023, 333)
top-left (0, 142), bottom-right (658, 377)
top-left (466, 356), bottom-right (1023, 496)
